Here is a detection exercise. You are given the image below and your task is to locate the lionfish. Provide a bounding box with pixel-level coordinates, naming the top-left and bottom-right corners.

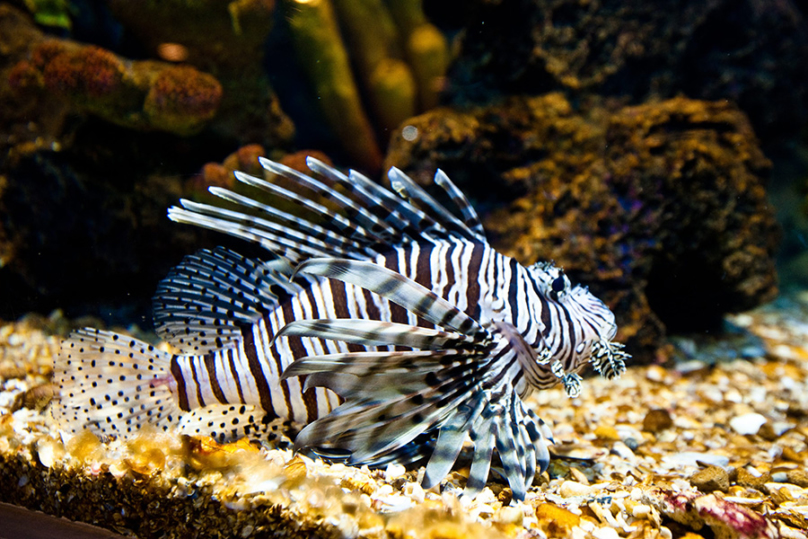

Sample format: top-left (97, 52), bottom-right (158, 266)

top-left (55, 157), bottom-right (629, 501)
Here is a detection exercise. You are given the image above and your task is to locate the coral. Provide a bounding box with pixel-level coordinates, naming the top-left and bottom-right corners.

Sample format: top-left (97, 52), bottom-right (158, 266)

top-left (185, 146), bottom-right (334, 211)
top-left (186, 144), bottom-right (269, 196)
top-left (143, 66), bottom-right (223, 135)
top-left (446, 0), bottom-right (808, 142)
top-left (385, 94), bottom-right (780, 358)
top-left (107, 0), bottom-right (294, 147)
top-left (278, 149), bottom-right (333, 174)
top-left (9, 37), bottom-right (224, 136)
top-left (40, 43), bottom-right (125, 99)
top-left (0, 5), bottom-right (69, 161)
top-left (657, 490), bottom-right (778, 539)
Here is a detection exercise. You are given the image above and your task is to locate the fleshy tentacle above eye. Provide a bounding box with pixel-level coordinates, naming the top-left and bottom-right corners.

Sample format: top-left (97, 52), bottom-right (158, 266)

top-left (279, 256), bottom-right (554, 501)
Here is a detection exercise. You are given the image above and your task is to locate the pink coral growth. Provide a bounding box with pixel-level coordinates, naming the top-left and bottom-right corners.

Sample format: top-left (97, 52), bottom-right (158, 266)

top-left (40, 44), bottom-right (124, 98)
top-left (145, 66), bottom-right (222, 120)
top-left (656, 489), bottom-right (778, 539)
top-left (7, 60), bottom-right (43, 91)
top-left (694, 495), bottom-right (777, 539)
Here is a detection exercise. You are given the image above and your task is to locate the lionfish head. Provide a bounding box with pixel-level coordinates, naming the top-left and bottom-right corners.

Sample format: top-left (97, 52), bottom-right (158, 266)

top-left (527, 261), bottom-right (629, 394)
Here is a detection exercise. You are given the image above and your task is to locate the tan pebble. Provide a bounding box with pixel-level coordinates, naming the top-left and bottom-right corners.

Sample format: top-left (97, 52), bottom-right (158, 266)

top-left (341, 475), bottom-right (375, 496)
top-left (594, 426), bottom-right (621, 441)
top-left (497, 487), bottom-right (512, 505)
top-left (631, 503), bottom-right (652, 520)
top-left (11, 383), bottom-right (56, 412)
top-left (768, 486), bottom-right (794, 505)
top-left (495, 506), bottom-right (523, 526)
top-left (642, 409), bottom-right (673, 433)
top-left (645, 365), bottom-right (667, 382)
top-left (569, 467), bottom-right (590, 485)
top-left (0, 364), bottom-right (27, 379)
top-left (785, 469), bottom-right (808, 487)
top-left (781, 446), bottom-right (806, 464)
top-left (689, 465), bottom-right (729, 493)
top-left (757, 422), bottom-right (778, 441)
top-left (559, 480), bottom-right (595, 497)
top-left (536, 503), bottom-right (580, 532)
top-left (735, 468), bottom-right (770, 489)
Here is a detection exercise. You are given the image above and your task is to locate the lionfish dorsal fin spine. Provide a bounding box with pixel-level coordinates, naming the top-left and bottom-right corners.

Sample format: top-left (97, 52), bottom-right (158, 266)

top-left (167, 159), bottom-right (486, 265)
top-left (433, 169), bottom-right (486, 241)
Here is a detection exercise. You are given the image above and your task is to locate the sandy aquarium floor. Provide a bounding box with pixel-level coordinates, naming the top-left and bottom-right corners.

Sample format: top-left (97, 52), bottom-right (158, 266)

top-left (0, 294), bottom-right (807, 539)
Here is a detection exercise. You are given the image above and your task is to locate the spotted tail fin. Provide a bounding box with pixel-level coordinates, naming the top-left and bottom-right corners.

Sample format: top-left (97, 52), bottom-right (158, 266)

top-left (54, 328), bottom-right (182, 441)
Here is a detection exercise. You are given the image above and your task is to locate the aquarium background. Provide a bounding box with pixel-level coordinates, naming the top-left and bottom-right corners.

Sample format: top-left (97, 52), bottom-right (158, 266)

top-left (1, 1), bottom-right (808, 538)
top-left (1, 0), bottom-right (805, 366)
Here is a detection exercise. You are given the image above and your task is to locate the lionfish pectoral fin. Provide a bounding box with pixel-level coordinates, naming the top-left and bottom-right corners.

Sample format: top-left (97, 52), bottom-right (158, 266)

top-left (464, 416), bottom-right (496, 498)
top-left (525, 409), bottom-right (552, 475)
top-left (422, 396), bottom-right (483, 490)
top-left (294, 258), bottom-right (489, 339)
top-left (285, 344), bottom-right (489, 470)
top-left (494, 413), bottom-right (527, 501)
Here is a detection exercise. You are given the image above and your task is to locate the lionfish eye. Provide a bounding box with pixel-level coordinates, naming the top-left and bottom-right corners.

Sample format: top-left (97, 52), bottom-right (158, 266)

top-left (551, 276), bottom-right (566, 293)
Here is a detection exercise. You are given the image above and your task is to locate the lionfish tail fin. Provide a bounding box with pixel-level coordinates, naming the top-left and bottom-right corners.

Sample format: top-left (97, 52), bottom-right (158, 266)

top-left (54, 328), bottom-right (182, 442)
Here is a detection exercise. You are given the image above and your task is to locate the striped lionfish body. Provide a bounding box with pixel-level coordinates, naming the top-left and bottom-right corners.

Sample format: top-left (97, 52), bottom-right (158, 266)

top-left (55, 157), bottom-right (629, 501)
